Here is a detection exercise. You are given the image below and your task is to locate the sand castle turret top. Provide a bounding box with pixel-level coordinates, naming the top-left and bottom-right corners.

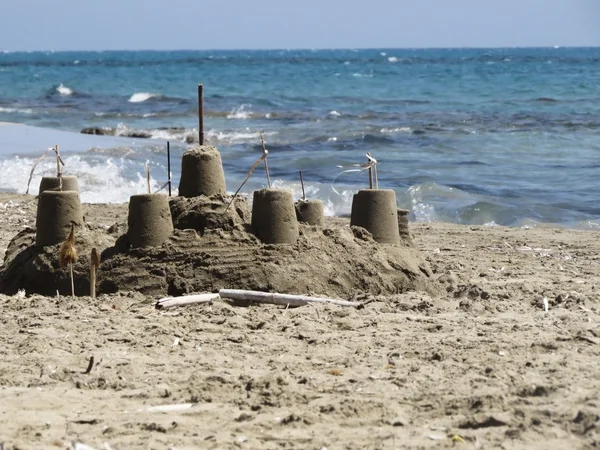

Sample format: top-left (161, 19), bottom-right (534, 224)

top-left (178, 145), bottom-right (227, 197)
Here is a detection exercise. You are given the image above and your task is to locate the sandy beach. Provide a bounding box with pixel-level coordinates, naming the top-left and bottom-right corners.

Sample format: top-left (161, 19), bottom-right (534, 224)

top-left (0, 192), bottom-right (598, 449)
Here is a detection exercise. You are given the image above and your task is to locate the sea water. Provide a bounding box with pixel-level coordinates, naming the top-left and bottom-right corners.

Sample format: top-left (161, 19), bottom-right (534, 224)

top-left (1, 47), bottom-right (599, 228)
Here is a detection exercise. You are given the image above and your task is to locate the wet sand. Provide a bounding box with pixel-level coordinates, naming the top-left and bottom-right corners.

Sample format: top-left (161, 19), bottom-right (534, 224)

top-left (1, 193), bottom-right (599, 449)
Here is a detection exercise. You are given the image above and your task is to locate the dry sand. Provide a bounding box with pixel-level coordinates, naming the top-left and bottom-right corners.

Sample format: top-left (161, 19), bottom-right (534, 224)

top-left (1, 193), bottom-right (599, 449)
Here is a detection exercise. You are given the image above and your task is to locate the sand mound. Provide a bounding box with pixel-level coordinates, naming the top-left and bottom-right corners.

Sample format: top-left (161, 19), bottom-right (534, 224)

top-left (0, 195), bottom-right (436, 298)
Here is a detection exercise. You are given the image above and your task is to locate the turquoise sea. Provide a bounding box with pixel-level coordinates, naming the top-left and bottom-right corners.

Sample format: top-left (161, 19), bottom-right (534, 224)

top-left (1, 47), bottom-right (599, 227)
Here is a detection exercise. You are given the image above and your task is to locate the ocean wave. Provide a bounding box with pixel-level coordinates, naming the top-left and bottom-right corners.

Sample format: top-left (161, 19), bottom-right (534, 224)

top-left (57, 83), bottom-right (73, 96)
top-left (129, 92), bottom-right (159, 103)
top-left (0, 154), bottom-right (169, 203)
top-left (0, 106), bottom-right (33, 114)
top-left (227, 104), bottom-right (253, 119)
top-left (206, 129), bottom-right (277, 145)
top-left (329, 110), bottom-right (342, 117)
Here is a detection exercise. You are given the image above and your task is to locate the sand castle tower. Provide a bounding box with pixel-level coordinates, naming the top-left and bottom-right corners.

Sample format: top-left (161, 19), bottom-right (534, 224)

top-left (39, 175), bottom-right (79, 193)
top-left (35, 190), bottom-right (83, 247)
top-left (295, 199), bottom-right (324, 227)
top-left (127, 193), bottom-right (174, 248)
top-left (351, 189), bottom-right (401, 244)
top-left (178, 145), bottom-right (227, 197)
top-left (252, 188), bottom-right (299, 244)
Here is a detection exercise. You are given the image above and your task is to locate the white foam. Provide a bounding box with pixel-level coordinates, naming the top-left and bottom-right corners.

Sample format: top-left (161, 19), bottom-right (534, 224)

top-left (353, 73), bottom-right (373, 78)
top-left (0, 107), bottom-right (33, 114)
top-left (57, 84), bottom-right (73, 96)
top-left (329, 110), bottom-right (342, 117)
top-left (270, 179), bottom-right (354, 217)
top-left (227, 104), bottom-right (252, 120)
top-left (387, 56), bottom-right (398, 63)
top-left (380, 127), bottom-right (411, 133)
top-left (380, 52), bottom-right (387, 56)
top-left (129, 92), bottom-right (157, 103)
top-left (0, 154), bottom-right (173, 204)
top-left (206, 129), bottom-right (277, 144)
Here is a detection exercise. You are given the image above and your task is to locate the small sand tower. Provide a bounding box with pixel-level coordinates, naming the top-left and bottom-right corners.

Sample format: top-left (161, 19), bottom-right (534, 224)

top-left (39, 175), bottom-right (79, 193)
top-left (294, 170), bottom-right (324, 227)
top-left (127, 194), bottom-right (174, 248)
top-left (252, 188), bottom-right (299, 244)
top-left (295, 200), bottom-right (324, 227)
top-left (178, 146), bottom-right (227, 197)
top-left (351, 189), bottom-right (400, 244)
top-left (397, 208), bottom-right (412, 243)
top-left (35, 190), bottom-right (83, 247)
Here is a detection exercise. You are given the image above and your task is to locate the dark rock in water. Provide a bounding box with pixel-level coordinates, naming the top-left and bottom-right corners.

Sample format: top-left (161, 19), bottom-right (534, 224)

top-left (121, 130), bottom-right (152, 139)
top-left (81, 127), bottom-right (115, 136)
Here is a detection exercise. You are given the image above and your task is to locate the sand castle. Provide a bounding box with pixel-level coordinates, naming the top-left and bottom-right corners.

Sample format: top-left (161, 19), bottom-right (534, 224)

top-left (0, 92), bottom-right (430, 299)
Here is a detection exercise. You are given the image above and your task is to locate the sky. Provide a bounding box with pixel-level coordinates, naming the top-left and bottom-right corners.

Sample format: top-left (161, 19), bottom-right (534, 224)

top-left (1, 0), bottom-right (599, 51)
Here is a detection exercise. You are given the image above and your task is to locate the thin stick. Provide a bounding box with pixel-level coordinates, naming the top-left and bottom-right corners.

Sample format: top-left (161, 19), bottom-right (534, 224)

top-left (299, 170), bottom-right (306, 201)
top-left (219, 289), bottom-right (360, 308)
top-left (156, 293), bottom-right (219, 310)
top-left (145, 162), bottom-right (151, 194)
top-left (55, 145), bottom-right (62, 177)
top-left (167, 141), bottom-right (172, 197)
top-left (26, 147), bottom-right (52, 194)
top-left (259, 132), bottom-right (272, 188)
top-left (224, 152), bottom-right (268, 212)
top-left (90, 248), bottom-right (100, 299)
top-left (70, 264), bottom-right (74, 298)
top-left (198, 84), bottom-right (204, 145)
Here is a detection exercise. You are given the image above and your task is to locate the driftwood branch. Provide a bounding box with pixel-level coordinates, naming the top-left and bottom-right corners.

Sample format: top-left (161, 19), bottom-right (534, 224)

top-left (155, 293), bottom-right (219, 310)
top-left (218, 289), bottom-right (360, 308)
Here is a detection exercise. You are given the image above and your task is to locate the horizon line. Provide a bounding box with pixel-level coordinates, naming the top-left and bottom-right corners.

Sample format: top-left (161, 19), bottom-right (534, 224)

top-left (2, 45), bottom-right (599, 53)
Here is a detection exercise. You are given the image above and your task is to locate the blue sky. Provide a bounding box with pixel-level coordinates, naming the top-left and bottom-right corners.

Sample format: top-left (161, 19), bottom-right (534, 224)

top-left (1, 0), bottom-right (599, 51)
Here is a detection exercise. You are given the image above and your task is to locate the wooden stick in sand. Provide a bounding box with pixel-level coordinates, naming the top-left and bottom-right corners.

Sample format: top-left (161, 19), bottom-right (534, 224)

top-left (219, 289), bottom-right (360, 308)
top-left (145, 162), bottom-right (151, 194)
top-left (223, 136), bottom-right (271, 212)
top-left (259, 131), bottom-right (272, 188)
top-left (59, 224), bottom-right (78, 298)
top-left (90, 248), bottom-right (100, 299)
top-left (25, 145), bottom-right (66, 194)
top-left (167, 141), bottom-right (172, 197)
top-left (366, 152), bottom-right (378, 189)
top-left (155, 293), bottom-right (219, 310)
top-left (299, 169), bottom-right (306, 201)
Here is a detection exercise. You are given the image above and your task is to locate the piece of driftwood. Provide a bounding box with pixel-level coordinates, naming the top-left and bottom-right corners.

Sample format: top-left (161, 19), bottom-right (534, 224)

top-left (155, 293), bottom-right (219, 310)
top-left (143, 403), bottom-right (194, 413)
top-left (218, 289), bottom-right (360, 308)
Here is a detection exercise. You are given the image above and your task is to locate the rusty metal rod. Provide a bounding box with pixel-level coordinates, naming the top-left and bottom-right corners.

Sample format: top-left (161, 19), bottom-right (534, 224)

top-left (198, 84), bottom-right (204, 145)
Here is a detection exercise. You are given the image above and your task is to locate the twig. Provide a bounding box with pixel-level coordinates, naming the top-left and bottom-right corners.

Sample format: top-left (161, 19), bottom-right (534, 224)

top-left (219, 289), bottom-right (360, 308)
top-left (83, 356), bottom-right (94, 374)
top-left (224, 152), bottom-right (268, 212)
top-left (59, 224), bottom-right (78, 298)
top-left (331, 152), bottom-right (378, 195)
top-left (25, 146), bottom-right (65, 194)
top-left (145, 162), bottom-right (151, 194)
top-left (259, 132), bottom-right (272, 188)
top-left (167, 141), bottom-right (172, 197)
top-left (299, 170), bottom-right (306, 201)
top-left (155, 293), bottom-right (219, 310)
top-left (90, 248), bottom-right (100, 299)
